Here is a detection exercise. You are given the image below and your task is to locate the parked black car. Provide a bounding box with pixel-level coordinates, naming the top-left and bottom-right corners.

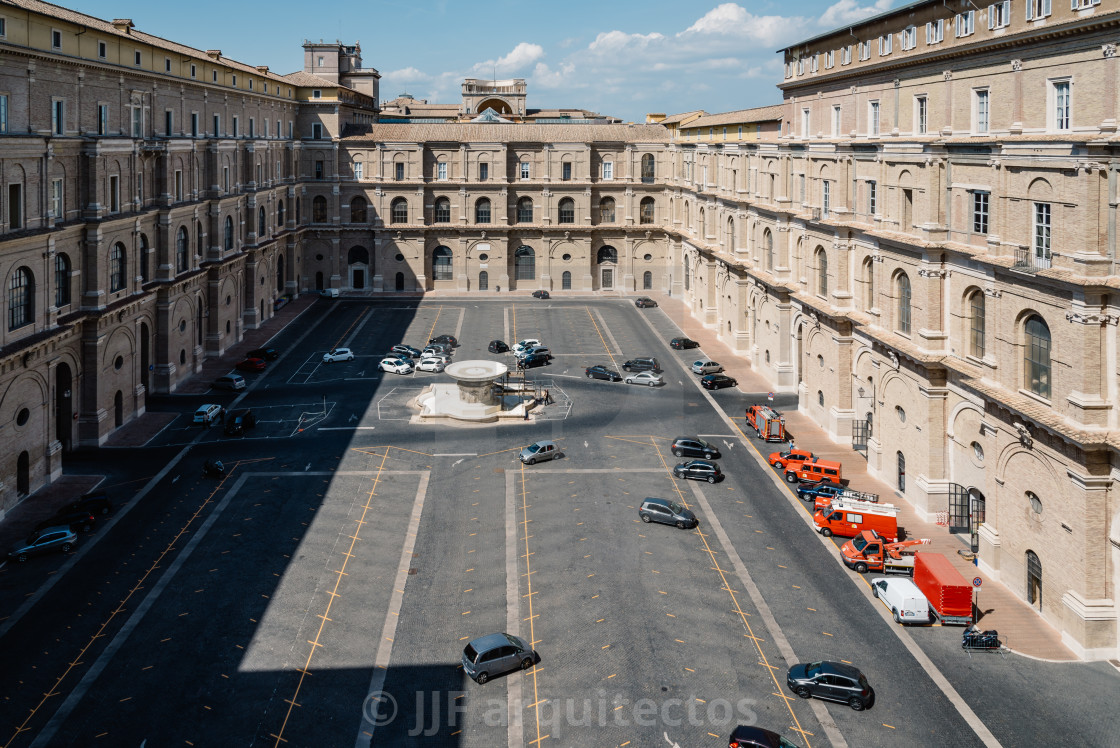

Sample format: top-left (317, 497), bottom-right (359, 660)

top-left (728, 725), bottom-right (798, 748)
top-left (488, 340), bottom-right (510, 354)
top-left (638, 498), bottom-right (698, 529)
top-left (621, 357), bottom-right (660, 373)
top-left (585, 365), bottom-right (621, 381)
top-left (34, 507), bottom-right (96, 534)
top-left (701, 374), bottom-right (738, 390)
top-left (672, 460), bottom-right (723, 483)
top-left (70, 490), bottom-right (112, 516)
top-left (225, 408), bottom-right (257, 436)
top-left (786, 661), bottom-right (874, 711)
top-left (429, 334), bottom-right (459, 347)
top-left (519, 353), bottom-right (552, 369)
top-left (671, 437), bottom-right (720, 459)
top-left (531, 290), bottom-right (550, 299)
top-left (670, 337), bottom-right (700, 349)
top-left (635, 297), bottom-right (658, 308)
top-left (391, 344), bottom-right (423, 358)
top-left (247, 347), bottom-right (280, 361)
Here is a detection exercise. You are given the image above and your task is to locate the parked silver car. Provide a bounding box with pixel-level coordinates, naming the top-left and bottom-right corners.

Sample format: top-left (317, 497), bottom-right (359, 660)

top-left (462, 632), bottom-right (538, 684)
top-left (519, 440), bottom-right (559, 464)
top-left (625, 371), bottom-right (665, 387)
top-left (691, 360), bottom-right (723, 375)
top-left (8, 525), bottom-right (77, 562)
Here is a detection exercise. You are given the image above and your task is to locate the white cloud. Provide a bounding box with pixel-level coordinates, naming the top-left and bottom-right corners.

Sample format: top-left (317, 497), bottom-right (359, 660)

top-left (472, 42), bottom-right (545, 76)
top-left (531, 61), bottom-right (577, 90)
top-left (681, 3), bottom-right (807, 44)
top-left (818, 0), bottom-right (895, 27)
top-left (588, 30), bottom-right (665, 53)
top-left (384, 66), bottom-right (428, 82)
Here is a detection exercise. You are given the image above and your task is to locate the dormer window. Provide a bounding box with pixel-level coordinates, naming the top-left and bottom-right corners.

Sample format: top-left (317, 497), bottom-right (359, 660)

top-left (312, 90), bottom-right (322, 99)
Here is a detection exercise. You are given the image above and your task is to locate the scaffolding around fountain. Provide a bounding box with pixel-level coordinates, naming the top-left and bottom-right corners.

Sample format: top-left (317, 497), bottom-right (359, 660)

top-left (413, 360), bottom-right (541, 423)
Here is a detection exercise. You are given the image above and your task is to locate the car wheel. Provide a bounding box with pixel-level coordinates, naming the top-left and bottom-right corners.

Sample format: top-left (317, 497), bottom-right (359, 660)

top-left (640, 513), bottom-right (651, 523)
top-left (586, 372), bottom-right (591, 378)
top-left (785, 472), bottom-right (798, 484)
top-left (672, 449), bottom-right (682, 457)
top-left (676, 520), bottom-right (686, 529)
top-left (707, 476), bottom-right (715, 484)
top-left (755, 430), bottom-right (762, 439)
top-left (17, 553), bottom-right (28, 562)
top-left (795, 687), bottom-right (812, 699)
top-left (521, 657), bottom-right (533, 670)
top-left (623, 366), bottom-right (631, 372)
top-left (872, 585), bottom-right (879, 598)
top-left (772, 460), bottom-right (784, 469)
top-left (648, 381), bottom-right (656, 388)
top-left (61, 542), bottom-right (73, 552)
top-left (854, 562), bottom-right (868, 573)
top-left (476, 672), bottom-right (489, 684)
top-left (848, 697), bottom-right (865, 712)
top-left (821, 528), bottom-right (833, 538)
top-left (527, 458), bottom-right (536, 465)
top-left (893, 607), bottom-right (901, 623)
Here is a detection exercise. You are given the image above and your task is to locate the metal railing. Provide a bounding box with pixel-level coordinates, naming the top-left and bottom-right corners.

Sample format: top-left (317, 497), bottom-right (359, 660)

top-left (1011, 246), bottom-right (1052, 273)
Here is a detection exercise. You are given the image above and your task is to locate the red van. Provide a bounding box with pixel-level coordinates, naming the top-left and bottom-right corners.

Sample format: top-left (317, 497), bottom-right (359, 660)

top-left (814, 498), bottom-right (899, 541)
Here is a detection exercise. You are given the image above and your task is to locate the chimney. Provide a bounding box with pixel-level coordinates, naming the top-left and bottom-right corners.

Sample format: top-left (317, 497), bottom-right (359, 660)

top-left (256, 65), bottom-right (269, 74)
top-left (111, 19), bottom-right (134, 33)
top-left (206, 50), bottom-right (222, 60)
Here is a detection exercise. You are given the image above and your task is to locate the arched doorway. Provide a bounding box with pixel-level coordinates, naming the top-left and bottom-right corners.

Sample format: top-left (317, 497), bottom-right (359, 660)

top-left (55, 363), bottom-right (73, 452)
top-left (896, 451), bottom-right (906, 493)
top-left (114, 391), bottom-right (124, 428)
top-left (643, 270), bottom-right (652, 290)
top-left (17, 451), bottom-right (30, 495)
top-left (476, 98), bottom-right (513, 116)
top-left (1026, 550), bottom-right (1042, 610)
top-left (348, 246), bottom-right (369, 290)
top-left (140, 323), bottom-right (151, 395)
top-left (315, 271), bottom-right (324, 291)
top-left (514, 246), bottom-right (535, 287)
top-left (478, 270), bottom-right (488, 291)
top-left (597, 245), bottom-right (617, 290)
top-left (395, 272), bottom-right (405, 291)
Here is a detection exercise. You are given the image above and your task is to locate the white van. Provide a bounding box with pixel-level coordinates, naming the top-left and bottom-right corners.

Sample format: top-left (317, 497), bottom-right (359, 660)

top-left (320, 288), bottom-right (340, 298)
top-left (870, 577), bottom-right (931, 625)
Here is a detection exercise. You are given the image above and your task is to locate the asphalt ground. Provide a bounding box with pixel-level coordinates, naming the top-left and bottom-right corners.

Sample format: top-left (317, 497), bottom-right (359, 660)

top-left (0, 297), bottom-right (1114, 748)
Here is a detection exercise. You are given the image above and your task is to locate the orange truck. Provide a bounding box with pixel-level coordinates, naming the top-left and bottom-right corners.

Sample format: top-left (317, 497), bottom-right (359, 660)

top-left (814, 497), bottom-right (899, 541)
top-left (840, 530), bottom-right (931, 574)
top-left (746, 405), bottom-right (785, 442)
top-left (913, 552), bottom-right (974, 625)
top-left (785, 457), bottom-right (843, 485)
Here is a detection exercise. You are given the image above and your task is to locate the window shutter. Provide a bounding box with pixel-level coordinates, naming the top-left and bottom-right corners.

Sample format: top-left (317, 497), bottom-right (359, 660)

top-left (1043, 0), bottom-right (1051, 14)
top-left (1003, 0), bottom-right (1011, 20)
top-left (956, 14), bottom-right (963, 35)
top-left (1071, 0), bottom-right (1078, 9)
top-left (1026, 0), bottom-right (1034, 19)
top-left (926, 22), bottom-right (932, 42)
top-left (988, 4), bottom-right (996, 28)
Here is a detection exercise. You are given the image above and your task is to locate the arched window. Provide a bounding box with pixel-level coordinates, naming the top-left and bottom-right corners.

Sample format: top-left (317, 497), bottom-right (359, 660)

top-left (1024, 315), bottom-right (1051, 398)
top-left (640, 197), bottom-right (655, 225)
top-left (55, 253), bottom-right (71, 306)
top-left (817, 248), bottom-right (828, 297)
top-left (350, 196), bottom-right (367, 223)
top-left (312, 196), bottom-right (328, 223)
top-left (515, 246), bottom-right (535, 280)
top-left (258, 205), bottom-right (267, 236)
top-left (641, 153), bottom-right (655, 182)
top-left (277, 200), bottom-right (285, 227)
top-left (562, 270), bottom-right (572, 290)
top-left (863, 258), bottom-right (875, 310)
top-left (968, 291), bottom-right (986, 358)
top-left (347, 246), bottom-right (369, 265)
top-left (110, 242), bottom-right (127, 292)
top-left (432, 246), bottom-right (453, 281)
top-left (597, 246), bottom-right (618, 264)
top-left (896, 272), bottom-right (911, 334)
top-left (196, 221), bottom-right (204, 257)
top-left (1026, 549), bottom-right (1042, 607)
top-left (139, 234), bottom-right (149, 283)
top-left (699, 207), bottom-right (706, 237)
top-left (763, 228), bottom-right (774, 270)
top-left (684, 262), bottom-right (690, 291)
top-left (177, 226), bottom-right (190, 272)
top-left (8, 266), bottom-right (34, 330)
top-left (558, 198), bottom-right (575, 224)
top-left (390, 198), bottom-right (407, 224)
top-left (643, 270), bottom-right (652, 290)
top-left (897, 451), bottom-right (906, 492)
top-left (434, 197), bottom-right (451, 223)
top-left (224, 215), bottom-right (234, 251)
top-left (599, 197), bottom-right (615, 223)
top-left (517, 197), bottom-right (533, 224)
top-left (475, 198), bottom-right (491, 224)
top-left (727, 217), bottom-right (735, 250)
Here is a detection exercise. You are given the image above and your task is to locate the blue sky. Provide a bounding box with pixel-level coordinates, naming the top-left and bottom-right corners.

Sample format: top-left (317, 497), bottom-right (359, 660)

top-left (74, 0), bottom-right (895, 121)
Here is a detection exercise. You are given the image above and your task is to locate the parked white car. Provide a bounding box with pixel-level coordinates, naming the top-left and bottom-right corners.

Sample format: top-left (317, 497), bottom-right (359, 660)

top-left (625, 371), bottom-right (665, 387)
top-left (417, 357), bottom-right (445, 372)
top-left (870, 577), bottom-right (931, 625)
top-left (379, 357), bottom-right (414, 374)
top-left (512, 339), bottom-right (541, 356)
top-left (193, 404), bottom-right (222, 423)
top-left (421, 351), bottom-right (451, 364)
top-left (322, 347), bottom-right (355, 363)
top-left (691, 360), bottom-right (723, 375)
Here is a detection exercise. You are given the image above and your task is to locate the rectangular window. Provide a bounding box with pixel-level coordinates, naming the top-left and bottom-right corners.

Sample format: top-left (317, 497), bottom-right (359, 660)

top-left (810, 53), bottom-right (819, 73)
top-left (314, 160), bottom-right (324, 179)
top-left (174, 170), bottom-right (183, 201)
top-left (956, 10), bottom-right (976, 36)
top-left (802, 108), bottom-right (811, 138)
top-left (832, 105), bottom-right (841, 137)
top-left (1033, 202), bottom-right (1051, 265)
top-left (132, 106), bottom-right (142, 138)
top-left (972, 191), bottom-right (990, 234)
top-left (165, 58), bottom-right (172, 73)
top-left (868, 181), bottom-right (877, 216)
top-left (51, 29), bottom-right (61, 49)
top-left (1071, 0), bottom-right (1101, 7)
top-left (560, 161), bottom-right (571, 179)
top-left (395, 162), bottom-right (405, 181)
top-left (263, 119), bottom-right (269, 138)
top-left (437, 162), bottom-right (447, 180)
top-left (822, 180), bottom-right (831, 217)
top-left (137, 172), bottom-right (143, 204)
top-left (520, 162), bottom-right (530, 180)
top-left (859, 41), bottom-right (871, 60)
top-left (737, 126), bottom-right (743, 139)
top-left (134, 50), bottom-right (141, 66)
top-left (975, 89), bottom-right (990, 133)
top-left (52, 98), bottom-right (65, 135)
top-left (901, 26), bottom-right (916, 50)
top-left (0, 94), bottom-right (7, 134)
top-left (0, 17), bottom-right (5, 37)
top-left (842, 45), bottom-right (852, 65)
top-left (223, 166), bottom-right (229, 192)
top-left (7, 183), bottom-right (22, 229)
top-left (353, 161), bottom-right (363, 180)
top-left (1026, 0), bottom-right (1051, 20)
top-left (213, 114), bottom-right (221, 137)
top-left (231, 74), bottom-right (236, 87)
top-left (926, 19), bottom-right (945, 43)
top-left (165, 110), bottom-right (173, 137)
top-left (98, 40), bottom-right (107, 58)
top-left (51, 178), bottom-right (63, 222)
top-left (108, 175), bottom-right (120, 213)
top-left (797, 58), bottom-right (804, 75)
top-left (916, 96), bottom-right (928, 134)
top-left (96, 104), bottom-right (108, 135)
top-left (869, 100), bottom-right (880, 135)
top-left (1052, 79), bottom-right (1070, 130)
top-left (602, 161), bottom-right (613, 180)
top-left (312, 122), bottom-right (323, 139)
top-left (212, 70), bottom-right (218, 83)
top-left (248, 80), bottom-right (253, 90)
top-left (191, 64), bottom-right (197, 78)
top-left (232, 116), bottom-right (239, 137)
top-left (312, 90), bottom-right (322, 99)
top-left (288, 121), bottom-right (293, 139)
top-left (191, 112), bottom-right (199, 137)
top-left (248, 118), bottom-right (254, 138)
top-left (479, 162), bottom-right (488, 181)
top-left (989, 0), bottom-right (1011, 29)
top-left (879, 34), bottom-right (892, 55)
top-left (825, 50), bottom-right (834, 68)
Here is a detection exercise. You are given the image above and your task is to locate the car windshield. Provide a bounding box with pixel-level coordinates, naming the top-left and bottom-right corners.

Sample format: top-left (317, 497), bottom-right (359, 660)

top-left (527, 443), bottom-right (542, 453)
top-left (464, 644), bottom-right (478, 662)
top-left (696, 438), bottom-right (711, 449)
top-left (852, 535), bottom-right (870, 552)
top-left (668, 502), bottom-right (686, 515)
top-left (806, 661), bottom-right (823, 677)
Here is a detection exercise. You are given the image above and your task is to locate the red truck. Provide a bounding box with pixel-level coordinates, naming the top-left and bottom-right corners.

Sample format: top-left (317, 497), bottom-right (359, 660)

top-left (913, 553), bottom-right (973, 625)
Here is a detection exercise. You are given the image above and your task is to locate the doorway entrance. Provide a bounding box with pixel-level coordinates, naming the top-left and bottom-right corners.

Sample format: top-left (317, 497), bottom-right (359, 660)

top-left (1026, 550), bottom-right (1042, 610)
top-left (478, 271), bottom-right (488, 291)
top-left (601, 268), bottom-right (614, 289)
top-left (17, 451), bottom-right (30, 495)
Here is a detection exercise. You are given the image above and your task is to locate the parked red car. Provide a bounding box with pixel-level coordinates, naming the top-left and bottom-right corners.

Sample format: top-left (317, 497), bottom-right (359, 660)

top-left (235, 357), bottom-right (267, 372)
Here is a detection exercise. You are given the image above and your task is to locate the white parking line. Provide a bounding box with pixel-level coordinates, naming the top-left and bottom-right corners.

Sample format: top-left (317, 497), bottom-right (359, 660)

top-left (505, 470), bottom-right (524, 748)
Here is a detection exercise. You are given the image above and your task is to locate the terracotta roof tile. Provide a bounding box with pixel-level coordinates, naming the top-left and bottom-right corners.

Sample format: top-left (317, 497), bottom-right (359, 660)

top-left (659, 110), bottom-right (706, 125)
top-left (687, 105), bottom-right (785, 128)
top-left (343, 123), bottom-right (672, 144)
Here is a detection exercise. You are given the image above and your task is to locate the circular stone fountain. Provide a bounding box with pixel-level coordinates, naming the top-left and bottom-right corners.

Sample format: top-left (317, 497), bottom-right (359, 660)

top-left (415, 359), bottom-right (521, 423)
